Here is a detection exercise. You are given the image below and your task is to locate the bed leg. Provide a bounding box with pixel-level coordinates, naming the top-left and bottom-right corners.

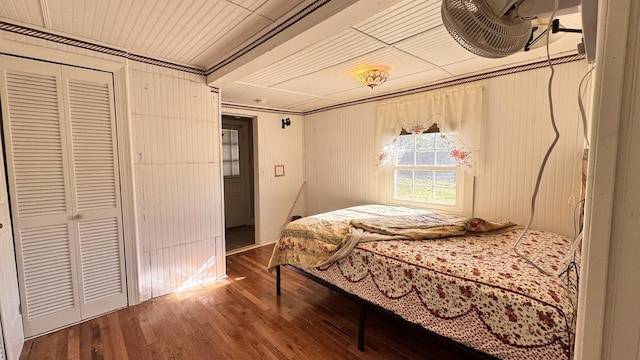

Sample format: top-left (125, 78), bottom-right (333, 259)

top-left (276, 265), bottom-right (281, 296)
top-left (358, 302), bottom-right (366, 351)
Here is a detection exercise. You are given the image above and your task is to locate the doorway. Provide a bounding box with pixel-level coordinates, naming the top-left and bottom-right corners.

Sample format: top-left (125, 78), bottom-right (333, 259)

top-left (222, 115), bottom-right (255, 253)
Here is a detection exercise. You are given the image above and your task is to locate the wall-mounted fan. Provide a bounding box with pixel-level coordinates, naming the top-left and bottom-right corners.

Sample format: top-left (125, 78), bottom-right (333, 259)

top-left (441, 0), bottom-right (581, 58)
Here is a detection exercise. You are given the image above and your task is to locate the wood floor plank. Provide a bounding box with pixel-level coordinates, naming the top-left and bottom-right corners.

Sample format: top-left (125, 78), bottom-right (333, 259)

top-left (20, 244), bottom-right (489, 359)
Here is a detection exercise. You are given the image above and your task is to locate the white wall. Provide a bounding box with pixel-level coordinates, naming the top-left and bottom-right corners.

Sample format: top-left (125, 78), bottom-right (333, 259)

top-left (475, 60), bottom-right (588, 236)
top-left (130, 63), bottom-right (224, 299)
top-left (304, 60), bottom-right (588, 236)
top-left (221, 107), bottom-right (305, 244)
top-left (304, 103), bottom-right (380, 214)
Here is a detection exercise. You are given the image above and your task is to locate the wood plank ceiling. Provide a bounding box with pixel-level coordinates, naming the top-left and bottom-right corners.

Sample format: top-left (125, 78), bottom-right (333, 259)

top-left (0, 0), bottom-right (586, 112)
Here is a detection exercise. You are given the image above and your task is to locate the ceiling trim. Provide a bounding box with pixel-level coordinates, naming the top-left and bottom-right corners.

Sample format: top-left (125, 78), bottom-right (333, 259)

top-left (0, 21), bottom-right (206, 75)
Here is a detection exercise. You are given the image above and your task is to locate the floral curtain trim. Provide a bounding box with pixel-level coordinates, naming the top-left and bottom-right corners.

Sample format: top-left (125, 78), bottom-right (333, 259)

top-left (376, 140), bottom-right (396, 166)
top-left (439, 133), bottom-right (476, 171)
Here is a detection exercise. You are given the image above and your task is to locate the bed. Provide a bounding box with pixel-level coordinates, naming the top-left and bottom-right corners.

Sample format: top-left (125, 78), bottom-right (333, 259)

top-left (268, 205), bottom-right (578, 360)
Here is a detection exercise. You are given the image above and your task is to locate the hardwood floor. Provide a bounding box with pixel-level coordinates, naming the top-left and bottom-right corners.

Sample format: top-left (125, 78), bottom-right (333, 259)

top-left (20, 244), bottom-right (487, 360)
top-left (225, 225), bottom-right (255, 252)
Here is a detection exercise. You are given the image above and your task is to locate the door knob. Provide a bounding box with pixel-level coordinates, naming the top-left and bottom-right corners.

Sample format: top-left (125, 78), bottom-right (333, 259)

top-left (72, 214), bottom-right (82, 221)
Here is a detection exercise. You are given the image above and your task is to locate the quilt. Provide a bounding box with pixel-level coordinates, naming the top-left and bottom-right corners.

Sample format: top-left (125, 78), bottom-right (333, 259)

top-left (268, 205), bottom-right (578, 359)
top-left (267, 204), bottom-right (517, 271)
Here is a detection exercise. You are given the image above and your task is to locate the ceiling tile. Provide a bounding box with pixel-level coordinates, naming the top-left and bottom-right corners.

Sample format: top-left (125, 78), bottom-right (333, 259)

top-left (353, 0), bottom-right (441, 45)
top-left (442, 26), bottom-right (584, 77)
top-left (0, 0), bottom-right (46, 27)
top-left (190, 13), bottom-right (272, 68)
top-left (395, 25), bottom-right (476, 66)
top-left (222, 82), bottom-right (325, 109)
top-left (238, 29), bottom-right (385, 87)
top-left (228, 0), bottom-right (268, 12)
top-left (272, 47), bottom-right (434, 96)
top-left (253, 0), bottom-right (305, 21)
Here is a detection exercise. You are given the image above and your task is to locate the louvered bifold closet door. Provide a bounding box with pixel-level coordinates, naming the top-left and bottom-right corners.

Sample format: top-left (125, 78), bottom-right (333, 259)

top-left (0, 56), bottom-right (81, 337)
top-left (0, 56), bottom-right (127, 337)
top-left (62, 66), bottom-right (126, 319)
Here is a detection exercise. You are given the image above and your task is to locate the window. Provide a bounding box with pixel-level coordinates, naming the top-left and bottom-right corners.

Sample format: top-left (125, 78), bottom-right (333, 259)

top-left (388, 132), bottom-right (473, 215)
top-left (222, 129), bottom-right (240, 177)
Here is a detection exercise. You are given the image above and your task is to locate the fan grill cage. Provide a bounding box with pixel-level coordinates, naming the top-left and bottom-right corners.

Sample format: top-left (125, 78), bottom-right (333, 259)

top-left (442, 0), bottom-right (532, 58)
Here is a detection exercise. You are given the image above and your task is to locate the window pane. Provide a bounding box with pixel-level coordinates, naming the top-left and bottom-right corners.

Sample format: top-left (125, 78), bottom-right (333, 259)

top-left (415, 134), bottom-right (435, 150)
top-left (435, 171), bottom-right (456, 187)
top-left (231, 160), bottom-right (240, 176)
top-left (222, 129), bottom-right (232, 144)
top-left (416, 151), bottom-right (435, 166)
top-left (222, 129), bottom-right (240, 177)
top-left (223, 161), bottom-right (232, 176)
top-left (433, 187), bottom-right (456, 204)
top-left (396, 135), bottom-right (414, 149)
top-left (436, 151), bottom-right (456, 166)
top-left (393, 170), bottom-right (456, 205)
top-left (396, 151), bottom-right (415, 166)
top-left (395, 170), bottom-right (414, 185)
top-left (435, 135), bottom-right (448, 149)
top-left (395, 185), bottom-right (413, 200)
top-left (413, 170), bottom-right (433, 186)
top-left (222, 145), bottom-right (231, 160)
top-left (414, 187), bottom-right (433, 202)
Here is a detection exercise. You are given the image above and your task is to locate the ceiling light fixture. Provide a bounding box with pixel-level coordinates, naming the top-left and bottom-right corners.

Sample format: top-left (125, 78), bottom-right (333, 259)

top-left (356, 69), bottom-right (389, 89)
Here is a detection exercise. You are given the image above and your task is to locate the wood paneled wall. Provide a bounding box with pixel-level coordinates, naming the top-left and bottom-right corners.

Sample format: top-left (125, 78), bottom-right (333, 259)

top-left (304, 60), bottom-right (589, 237)
top-left (130, 63), bottom-right (224, 299)
top-left (304, 103), bottom-right (380, 214)
top-left (0, 29), bottom-right (227, 305)
top-left (476, 60), bottom-right (589, 236)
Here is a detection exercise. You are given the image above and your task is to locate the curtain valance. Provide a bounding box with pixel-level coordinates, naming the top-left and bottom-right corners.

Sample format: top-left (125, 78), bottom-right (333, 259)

top-left (375, 85), bottom-right (483, 175)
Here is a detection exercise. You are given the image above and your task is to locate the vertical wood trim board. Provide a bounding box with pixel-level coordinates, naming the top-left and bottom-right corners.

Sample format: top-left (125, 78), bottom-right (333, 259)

top-left (304, 61), bottom-right (588, 236)
top-left (130, 63), bottom-right (223, 298)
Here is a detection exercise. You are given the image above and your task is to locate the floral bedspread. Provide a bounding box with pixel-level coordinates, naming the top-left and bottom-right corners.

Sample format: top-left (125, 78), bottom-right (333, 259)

top-left (304, 228), bottom-right (577, 360)
top-left (267, 204), bottom-right (517, 271)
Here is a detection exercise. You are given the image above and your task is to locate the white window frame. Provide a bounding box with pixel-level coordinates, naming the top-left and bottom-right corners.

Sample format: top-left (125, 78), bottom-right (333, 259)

top-left (384, 133), bottom-right (474, 216)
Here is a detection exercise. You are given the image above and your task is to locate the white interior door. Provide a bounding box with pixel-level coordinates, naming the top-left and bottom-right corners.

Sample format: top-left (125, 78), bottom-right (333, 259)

top-left (62, 66), bottom-right (127, 319)
top-left (222, 120), bottom-right (252, 228)
top-left (0, 56), bottom-right (126, 337)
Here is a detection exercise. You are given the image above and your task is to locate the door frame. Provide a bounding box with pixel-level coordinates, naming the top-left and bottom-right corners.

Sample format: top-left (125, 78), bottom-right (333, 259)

top-left (222, 116), bottom-right (255, 228)
top-left (221, 114), bottom-right (256, 245)
top-left (0, 39), bottom-right (140, 308)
